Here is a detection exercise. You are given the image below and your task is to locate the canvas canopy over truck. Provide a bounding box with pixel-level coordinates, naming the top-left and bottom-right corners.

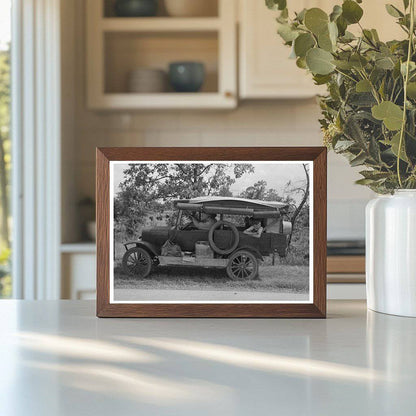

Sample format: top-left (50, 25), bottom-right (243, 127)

top-left (122, 197), bottom-right (293, 280)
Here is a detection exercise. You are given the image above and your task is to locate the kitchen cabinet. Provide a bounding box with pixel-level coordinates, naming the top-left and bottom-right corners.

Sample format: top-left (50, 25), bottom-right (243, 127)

top-left (61, 244), bottom-right (96, 300)
top-left (87, 0), bottom-right (404, 107)
top-left (239, 0), bottom-right (323, 99)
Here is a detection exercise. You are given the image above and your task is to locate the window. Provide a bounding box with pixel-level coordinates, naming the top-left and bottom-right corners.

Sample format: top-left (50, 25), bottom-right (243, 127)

top-left (0, 0), bottom-right (11, 298)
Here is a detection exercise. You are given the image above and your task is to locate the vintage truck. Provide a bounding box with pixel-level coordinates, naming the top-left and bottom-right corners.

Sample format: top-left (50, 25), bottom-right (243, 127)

top-left (122, 197), bottom-right (292, 280)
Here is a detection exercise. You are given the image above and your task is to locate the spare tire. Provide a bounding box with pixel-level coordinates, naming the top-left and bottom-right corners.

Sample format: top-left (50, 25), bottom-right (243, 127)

top-left (208, 220), bottom-right (240, 255)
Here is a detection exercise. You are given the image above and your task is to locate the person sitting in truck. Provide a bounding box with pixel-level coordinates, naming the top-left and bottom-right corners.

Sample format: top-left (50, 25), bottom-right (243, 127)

top-left (190, 212), bottom-right (217, 230)
top-left (244, 216), bottom-right (254, 229)
top-left (243, 219), bottom-right (263, 238)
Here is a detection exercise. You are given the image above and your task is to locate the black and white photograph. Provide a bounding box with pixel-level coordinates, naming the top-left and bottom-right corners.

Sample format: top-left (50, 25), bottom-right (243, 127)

top-left (109, 161), bottom-right (313, 303)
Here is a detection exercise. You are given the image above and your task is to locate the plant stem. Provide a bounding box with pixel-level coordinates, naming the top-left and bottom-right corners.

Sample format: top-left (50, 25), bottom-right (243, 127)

top-left (358, 22), bottom-right (378, 49)
top-left (397, 0), bottom-right (415, 188)
top-left (358, 69), bottom-right (380, 104)
top-left (334, 68), bottom-right (357, 83)
top-left (393, 85), bottom-right (404, 104)
top-left (390, 78), bottom-right (398, 101)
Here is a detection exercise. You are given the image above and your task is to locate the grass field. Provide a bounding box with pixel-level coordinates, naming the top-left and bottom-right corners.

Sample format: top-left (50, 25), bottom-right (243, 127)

top-left (114, 264), bottom-right (309, 294)
top-left (114, 238), bottom-right (309, 294)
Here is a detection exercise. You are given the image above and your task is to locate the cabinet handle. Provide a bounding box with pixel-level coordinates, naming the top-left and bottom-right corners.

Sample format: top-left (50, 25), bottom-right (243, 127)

top-left (225, 91), bottom-right (234, 98)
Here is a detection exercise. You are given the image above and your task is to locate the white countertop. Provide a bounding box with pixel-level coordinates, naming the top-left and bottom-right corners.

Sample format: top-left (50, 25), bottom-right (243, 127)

top-left (0, 300), bottom-right (415, 416)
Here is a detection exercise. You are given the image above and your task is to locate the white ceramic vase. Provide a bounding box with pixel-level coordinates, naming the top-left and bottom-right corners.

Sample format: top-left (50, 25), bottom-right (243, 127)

top-left (366, 190), bottom-right (416, 317)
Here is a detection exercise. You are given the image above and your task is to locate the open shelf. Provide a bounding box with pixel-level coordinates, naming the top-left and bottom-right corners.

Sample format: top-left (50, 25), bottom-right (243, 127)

top-left (104, 31), bottom-right (219, 94)
top-left (103, 0), bottom-right (219, 18)
top-left (101, 17), bottom-right (221, 32)
top-left (86, 0), bottom-right (236, 109)
top-left (90, 92), bottom-right (235, 109)
top-left (61, 242), bottom-right (96, 254)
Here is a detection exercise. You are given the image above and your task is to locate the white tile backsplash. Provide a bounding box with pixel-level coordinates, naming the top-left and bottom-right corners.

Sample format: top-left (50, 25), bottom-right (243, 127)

top-left (328, 199), bottom-right (368, 240)
top-left (327, 152), bottom-right (374, 200)
top-left (73, 98), bottom-right (371, 240)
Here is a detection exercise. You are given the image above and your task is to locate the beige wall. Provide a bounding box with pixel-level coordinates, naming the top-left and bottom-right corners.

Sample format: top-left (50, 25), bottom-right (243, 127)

top-left (61, 0), bottom-right (373, 243)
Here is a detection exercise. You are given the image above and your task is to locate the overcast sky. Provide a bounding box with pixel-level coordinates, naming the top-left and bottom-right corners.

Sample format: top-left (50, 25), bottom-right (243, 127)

top-left (112, 162), bottom-right (309, 200)
top-left (230, 163), bottom-right (308, 196)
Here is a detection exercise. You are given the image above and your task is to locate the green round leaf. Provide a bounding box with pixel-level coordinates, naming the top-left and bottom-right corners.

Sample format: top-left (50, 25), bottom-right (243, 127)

top-left (375, 56), bottom-right (395, 70)
top-left (330, 5), bottom-right (343, 22)
top-left (277, 23), bottom-right (299, 42)
top-left (328, 21), bottom-right (338, 42)
top-left (362, 29), bottom-right (375, 44)
top-left (356, 79), bottom-right (372, 93)
top-left (350, 53), bottom-right (368, 69)
top-left (371, 29), bottom-right (380, 42)
top-left (339, 31), bottom-right (356, 43)
top-left (371, 101), bottom-right (403, 130)
top-left (296, 57), bottom-right (307, 69)
top-left (401, 61), bottom-right (416, 76)
top-left (333, 59), bottom-right (353, 70)
top-left (266, 0), bottom-right (287, 11)
top-left (383, 133), bottom-right (409, 162)
top-left (313, 74), bottom-right (331, 85)
top-left (407, 82), bottom-right (416, 99)
top-left (306, 48), bottom-right (335, 75)
top-left (318, 32), bottom-right (333, 52)
top-left (385, 4), bottom-right (403, 18)
top-left (280, 8), bottom-right (289, 19)
top-left (336, 15), bottom-right (348, 36)
top-left (393, 61), bottom-right (402, 79)
top-left (296, 8), bottom-right (307, 23)
top-left (304, 8), bottom-right (329, 35)
top-left (294, 33), bottom-right (315, 57)
top-left (317, 22), bottom-right (338, 52)
top-left (342, 0), bottom-right (363, 24)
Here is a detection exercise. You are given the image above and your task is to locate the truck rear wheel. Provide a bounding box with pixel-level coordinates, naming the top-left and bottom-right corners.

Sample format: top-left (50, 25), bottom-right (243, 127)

top-left (226, 250), bottom-right (259, 280)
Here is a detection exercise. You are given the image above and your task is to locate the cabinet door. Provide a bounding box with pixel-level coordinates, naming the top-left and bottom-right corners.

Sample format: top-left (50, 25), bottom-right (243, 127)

top-left (238, 0), bottom-right (403, 99)
top-left (360, 0), bottom-right (404, 41)
top-left (62, 253), bottom-right (96, 300)
top-left (239, 0), bottom-right (320, 99)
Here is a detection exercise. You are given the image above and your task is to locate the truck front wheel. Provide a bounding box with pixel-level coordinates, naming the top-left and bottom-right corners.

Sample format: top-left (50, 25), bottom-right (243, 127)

top-left (122, 247), bottom-right (152, 278)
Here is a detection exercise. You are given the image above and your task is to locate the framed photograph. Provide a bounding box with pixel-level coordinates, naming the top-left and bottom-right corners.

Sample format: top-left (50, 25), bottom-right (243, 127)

top-left (96, 147), bottom-right (327, 318)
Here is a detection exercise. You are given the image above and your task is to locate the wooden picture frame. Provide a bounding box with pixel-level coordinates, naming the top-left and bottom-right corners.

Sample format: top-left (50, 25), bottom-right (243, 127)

top-left (97, 147), bottom-right (327, 318)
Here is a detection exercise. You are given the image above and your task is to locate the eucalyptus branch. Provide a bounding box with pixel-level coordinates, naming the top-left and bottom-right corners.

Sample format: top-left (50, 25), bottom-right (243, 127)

top-left (358, 69), bottom-right (381, 104)
top-left (334, 68), bottom-right (357, 83)
top-left (267, 0), bottom-right (416, 193)
top-left (393, 85), bottom-right (404, 103)
top-left (399, 24), bottom-right (410, 35)
top-left (358, 22), bottom-right (378, 49)
top-left (397, 0), bottom-right (415, 188)
top-left (390, 79), bottom-right (398, 101)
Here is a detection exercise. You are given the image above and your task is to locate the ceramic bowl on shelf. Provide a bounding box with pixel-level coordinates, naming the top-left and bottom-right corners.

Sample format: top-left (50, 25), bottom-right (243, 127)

top-left (127, 68), bottom-right (167, 93)
top-left (164, 0), bottom-right (217, 17)
top-left (114, 0), bottom-right (158, 17)
top-left (168, 62), bottom-right (205, 92)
